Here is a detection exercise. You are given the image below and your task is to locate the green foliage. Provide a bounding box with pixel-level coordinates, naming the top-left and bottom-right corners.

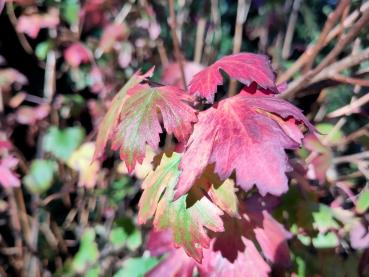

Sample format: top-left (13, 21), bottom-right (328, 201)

top-left (44, 126), bottom-right (85, 161)
top-left (113, 257), bottom-right (159, 277)
top-left (24, 159), bottom-right (57, 194)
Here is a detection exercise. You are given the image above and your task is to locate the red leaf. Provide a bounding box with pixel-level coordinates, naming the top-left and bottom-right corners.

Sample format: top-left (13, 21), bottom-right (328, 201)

top-left (16, 104), bottom-right (50, 125)
top-left (161, 61), bottom-right (204, 89)
top-left (147, 248), bottom-right (196, 277)
top-left (199, 239), bottom-right (271, 277)
top-left (93, 68), bottom-right (153, 162)
top-left (175, 89), bottom-right (313, 199)
top-left (110, 84), bottom-right (197, 173)
top-left (0, 156), bottom-right (20, 188)
top-left (64, 43), bottom-right (92, 68)
top-left (17, 9), bottom-right (59, 39)
top-left (99, 23), bottom-right (128, 53)
top-left (0, 0), bottom-right (4, 14)
top-left (189, 53), bottom-right (277, 103)
top-left (146, 230), bottom-right (175, 256)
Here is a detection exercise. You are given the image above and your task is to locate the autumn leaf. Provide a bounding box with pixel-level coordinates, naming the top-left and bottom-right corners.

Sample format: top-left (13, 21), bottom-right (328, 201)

top-left (175, 87), bottom-right (313, 199)
top-left (17, 8), bottom-right (60, 39)
top-left (0, 156), bottom-right (20, 188)
top-left (64, 43), bottom-right (92, 68)
top-left (138, 153), bottom-right (224, 262)
top-left (110, 83), bottom-right (197, 173)
top-left (99, 23), bottom-right (128, 53)
top-left (93, 68), bottom-right (154, 161)
top-left (67, 142), bottom-right (100, 188)
top-left (188, 53), bottom-right (277, 103)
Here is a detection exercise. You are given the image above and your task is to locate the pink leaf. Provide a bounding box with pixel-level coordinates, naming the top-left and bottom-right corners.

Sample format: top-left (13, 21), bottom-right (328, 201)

top-left (175, 90), bottom-right (313, 199)
top-left (0, 156), bottom-right (20, 188)
top-left (189, 53), bottom-right (277, 103)
top-left (64, 43), bottom-right (92, 68)
top-left (17, 9), bottom-right (59, 39)
top-left (99, 23), bottom-right (128, 53)
top-left (162, 61), bottom-right (204, 89)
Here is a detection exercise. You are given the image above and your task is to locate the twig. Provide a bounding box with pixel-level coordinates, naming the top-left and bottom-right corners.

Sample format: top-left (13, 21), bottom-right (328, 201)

top-left (282, 0), bottom-right (303, 59)
top-left (194, 18), bottom-right (207, 64)
top-left (157, 39), bottom-right (169, 66)
top-left (282, 8), bottom-right (369, 99)
top-left (328, 91), bottom-right (369, 118)
top-left (333, 151), bottom-right (369, 164)
top-left (228, 0), bottom-right (251, 97)
top-left (277, 0), bottom-right (350, 84)
top-left (6, 2), bottom-right (34, 55)
top-left (168, 0), bottom-right (187, 89)
top-left (311, 47), bottom-right (369, 83)
top-left (329, 74), bottom-right (369, 87)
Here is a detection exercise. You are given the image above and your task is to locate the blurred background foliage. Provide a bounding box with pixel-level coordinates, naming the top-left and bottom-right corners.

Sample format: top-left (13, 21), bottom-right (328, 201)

top-left (0, 0), bottom-right (369, 276)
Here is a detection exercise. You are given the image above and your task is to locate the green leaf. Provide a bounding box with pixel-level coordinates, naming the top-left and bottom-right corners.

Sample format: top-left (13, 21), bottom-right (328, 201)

top-left (23, 159), bottom-right (57, 194)
top-left (109, 217), bottom-right (142, 250)
top-left (312, 204), bottom-right (339, 232)
top-left (356, 188), bottom-right (369, 213)
top-left (113, 257), bottom-right (159, 277)
top-left (72, 229), bottom-right (99, 272)
top-left (316, 123), bottom-right (343, 143)
top-left (62, 0), bottom-right (80, 26)
top-left (138, 153), bottom-right (224, 262)
top-left (35, 41), bottom-right (52, 60)
top-left (44, 126), bottom-right (85, 161)
top-left (312, 232), bottom-right (339, 248)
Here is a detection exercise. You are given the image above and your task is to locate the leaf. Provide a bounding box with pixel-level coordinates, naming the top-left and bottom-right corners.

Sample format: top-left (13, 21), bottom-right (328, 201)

top-left (350, 221), bottom-right (369, 250)
top-left (109, 217), bottom-right (142, 251)
top-left (356, 188), bottom-right (369, 214)
top-left (312, 232), bottom-right (339, 248)
top-left (311, 204), bottom-right (340, 233)
top-left (114, 257), bottom-right (159, 277)
top-left (72, 229), bottom-right (99, 273)
top-left (175, 89), bottom-right (313, 199)
top-left (44, 126), bottom-right (85, 161)
top-left (93, 69), bottom-right (154, 161)
top-left (99, 23), bottom-right (128, 53)
top-left (110, 84), bottom-right (197, 173)
top-left (23, 159), bottom-right (57, 194)
top-left (188, 53), bottom-right (277, 103)
top-left (138, 153), bottom-right (224, 262)
top-left (64, 43), bottom-right (91, 68)
top-left (161, 61), bottom-right (204, 89)
top-left (0, 156), bottom-right (20, 188)
top-left (17, 9), bottom-right (59, 39)
top-left (67, 142), bottom-right (100, 188)
top-left (147, 248), bottom-right (196, 277)
top-left (199, 239), bottom-right (271, 277)
top-left (61, 0), bottom-right (80, 26)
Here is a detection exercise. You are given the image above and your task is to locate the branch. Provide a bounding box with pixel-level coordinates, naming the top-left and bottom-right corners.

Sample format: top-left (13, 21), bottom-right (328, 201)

top-left (277, 0), bottom-right (350, 84)
top-left (168, 0), bottom-right (187, 89)
top-left (281, 8), bottom-right (369, 99)
top-left (328, 91), bottom-right (369, 118)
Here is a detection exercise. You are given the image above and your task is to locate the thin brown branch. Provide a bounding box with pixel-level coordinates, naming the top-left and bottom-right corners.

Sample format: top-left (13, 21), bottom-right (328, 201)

top-left (328, 91), bottom-right (369, 118)
top-left (329, 74), bottom-right (369, 87)
top-left (277, 0), bottom-right (350, 84)
top-left (228, 0), bottom-right (251, 97)
top-left (282, 8), bottom-right (369, 99)
top-left (282, 0), bottom-right (303, 59)
top-left (6, 2), bottom-right (34, 55)
top-left (168, 0), bottom-right (187, 89)
top-left (194, 18), bottom-right (207, 64)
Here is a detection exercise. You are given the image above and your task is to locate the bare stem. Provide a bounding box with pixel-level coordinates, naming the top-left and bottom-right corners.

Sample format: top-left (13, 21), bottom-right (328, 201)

top-left (168, 0), bottom-right (187, 89)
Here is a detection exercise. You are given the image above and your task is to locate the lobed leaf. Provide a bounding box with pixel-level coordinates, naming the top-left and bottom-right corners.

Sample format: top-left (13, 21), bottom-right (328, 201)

top-left (188, 53), bottom-right (277, 103)
top-left (175, 88), bottom-right (313, 199)
top-left (93, 69), bottom-right (153, 161)
top-left (138, 153), bottom-right (224, 262)
top-left (110, 84), bottom-right (197, 173)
